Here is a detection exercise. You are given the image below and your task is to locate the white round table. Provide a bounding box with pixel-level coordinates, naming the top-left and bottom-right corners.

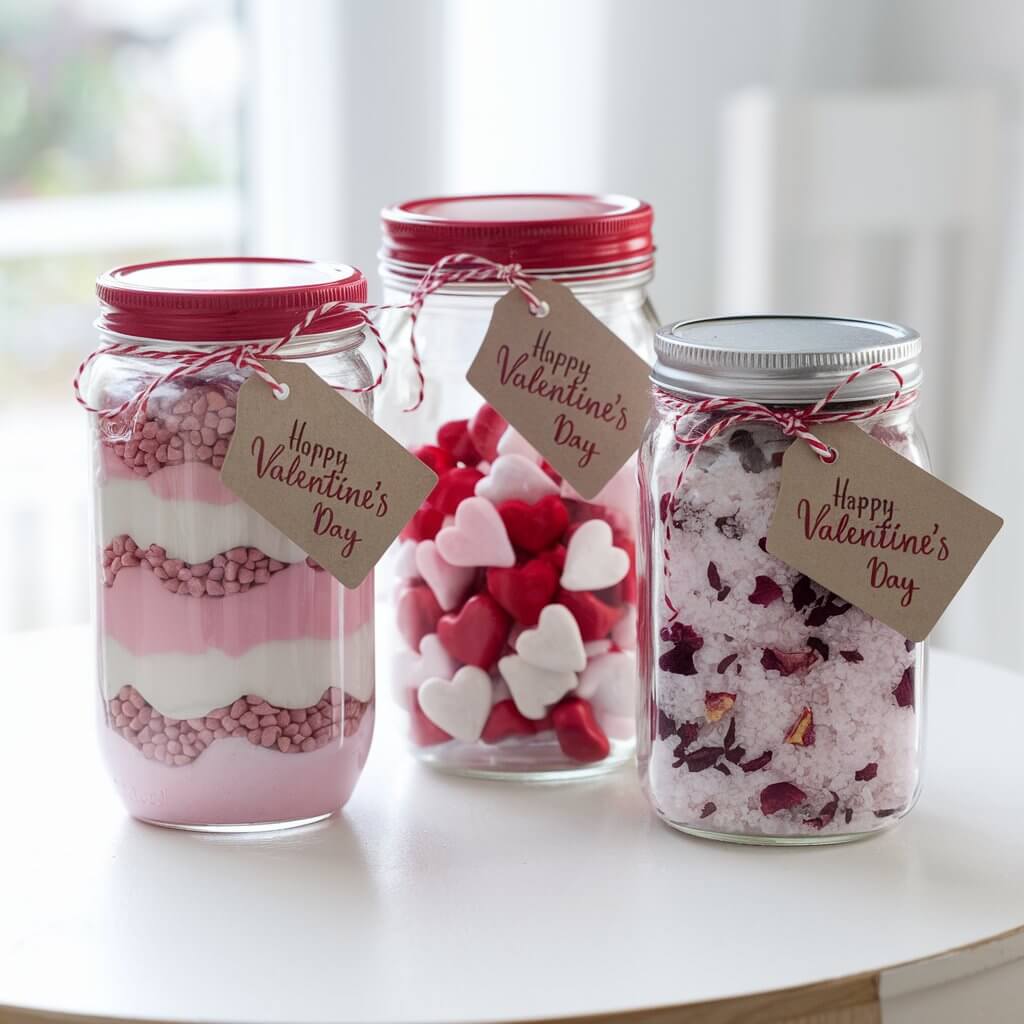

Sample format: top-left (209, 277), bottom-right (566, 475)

top-left (2, 627), bottom-right (1023, 1024)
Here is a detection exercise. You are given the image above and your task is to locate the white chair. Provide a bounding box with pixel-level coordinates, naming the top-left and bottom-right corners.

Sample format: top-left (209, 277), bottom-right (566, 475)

top-left (717, 87), bottom-right (1003, 483)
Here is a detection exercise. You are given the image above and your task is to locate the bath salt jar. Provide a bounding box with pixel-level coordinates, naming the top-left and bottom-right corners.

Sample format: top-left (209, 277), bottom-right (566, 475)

top-left (378, 193), bottom-right (657, 779)
top-left (84, 258), bottom-right (376, 830)
top-left (638, 316), bottom-right (927, 844)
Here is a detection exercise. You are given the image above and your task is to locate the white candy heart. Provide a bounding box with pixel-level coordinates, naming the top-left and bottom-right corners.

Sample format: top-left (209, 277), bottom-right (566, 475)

top-left (496, 427), bottom-right (541, 462)
top-left (435, 496), bottom-right (515, 568)
top-left (577, 651), bottom-right (635, 716)
top-left (583, 639), bottom-right (612, 658)
top-left (515, 604), bottom-right (586, 672)
top-left (498, 655), bottom-right (577, 720)
top-left (392, 633), bottom-right (457, 708)
top-left (415, 540), bottom-right (475, 610)
top-left (475, 454), bottom-right (559, 505)
top-left (612, 604), bottom-right (637, 651)
top-left (393, 539), bottom-right (420, 580)
top-left (560, 519), bottom-right (630, 591)
top-left (418, 666), bottom-right (493, 742)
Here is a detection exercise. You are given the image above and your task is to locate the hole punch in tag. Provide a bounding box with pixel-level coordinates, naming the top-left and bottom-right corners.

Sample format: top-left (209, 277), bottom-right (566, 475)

top-left (467, 279), bottom-right (651, 499)
top-left (221, 361), bottom-right (437, 589)
top-left (766, 423), bottom-right (1002, 641)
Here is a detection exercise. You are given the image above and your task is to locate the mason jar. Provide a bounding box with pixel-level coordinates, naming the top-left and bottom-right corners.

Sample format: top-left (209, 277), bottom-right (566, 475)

top-left (637, 316), bottom-right (927, 843)
top-left (85, 258), bottom-right (375, 830)
top-left (378, 193), bottom-right (657, 779)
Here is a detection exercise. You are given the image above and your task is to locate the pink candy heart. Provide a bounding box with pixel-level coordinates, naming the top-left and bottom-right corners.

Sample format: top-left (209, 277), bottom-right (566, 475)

top-left (475, 454), bottom-right (559, 505)
top-left (415, 540), bottom-right (475, 610)
top-left (436, 496), bottom-right (515, 568)
top-left (577, 650), bottom-right (635, 716)
top-left (497, 427), bottom-right (541, 462)
top-left (418, 666), bottom-right (493, 742)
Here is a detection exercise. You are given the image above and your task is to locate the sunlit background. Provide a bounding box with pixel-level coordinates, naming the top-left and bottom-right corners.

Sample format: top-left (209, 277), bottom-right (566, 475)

top-left (3, 0), bottom-right (1023, 672)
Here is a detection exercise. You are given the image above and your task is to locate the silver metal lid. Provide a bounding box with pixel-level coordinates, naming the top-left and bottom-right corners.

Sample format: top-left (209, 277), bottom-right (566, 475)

top-left (652, 315), bottom-right (922, 403)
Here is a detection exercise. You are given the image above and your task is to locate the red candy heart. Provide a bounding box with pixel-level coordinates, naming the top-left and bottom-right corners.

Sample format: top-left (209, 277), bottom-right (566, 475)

top-left (437, 593), bottom-right (510, 669)
top-left (437, 419), bottom-right (480, 465)
top-left (413, 444), bottom-right (456, 476)
top-left (486, 558), bottom-right (559, 626)
top-left (409, 692), bottom-right (452, 746)
top-left (498, 494), bottom-right (569, 554)
top-left (551, 697), bottom-right (610, 763)
top-left (397, 583), bottom-right (443, 652)
top-left (468, 403), bottom-right (507, 462)
top-left (430, 467), bottom-right (484, 515)
top-left (537, 544), bottom-right (567, 574)
top-left (481, 699), bottom-right (536, 743)
top-left (401, 505), bottom-right (445, 541)
top-left (557, 588), bottom-right (623, 641)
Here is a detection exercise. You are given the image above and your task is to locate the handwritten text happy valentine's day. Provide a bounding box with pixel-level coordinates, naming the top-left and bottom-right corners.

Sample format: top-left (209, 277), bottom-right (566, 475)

top-left (796, 475), bottom-right (951, 607)
top-left (495, 329), bottom-right (630, 469)
top-left (249, 418), bottom-right (390, 559)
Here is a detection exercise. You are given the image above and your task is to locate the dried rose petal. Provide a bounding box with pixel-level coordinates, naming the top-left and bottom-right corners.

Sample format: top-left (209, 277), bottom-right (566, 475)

top-left (760, 782), bottom-right (807, 816)
top-left (724, 744), bottom-right (746, 764)
top-left (659, 622), bottom-right (704, 676)
top-left (760, 648), bottom-right (819, 677)
top-left (844, 808), bottom-right (854, 825)
top-left (874, 808), bottom-right (898, 818)
top-left (723, 717), bottom-right (736, 750)
top-left (784, 706), bottom-right (815, 746)
top-left (728, 430), bottom-right (754, 451)
top-left (855, 762), bottom-right (878, 782)
top-left (717, 586), bottom-right (731, 602)
top-left (757, 536), bottom-right (768, 552)
top-left (748, 575), bottom-right (783, 607)
top-left (771, 451), bottom-right (784, 467)
top-left (700, 802), bottom-right (716, 819)
top-left (804, 790), bottom-right (839, 829)
top-left (717, 653), bottom-right (738, 674)
top-left (659, 493), bottom-right (674, 523)
top-left (805, 595), bottom-right (852, 628)
top-left (740, 750), bottom-right (773, 773)
top-left (678, 721), bottom-right (700, 748)
top-left (715, 514), bottom-right (743, 540)
top-left (684, 745), bottom-right (725, 773)
top-left (807, 637), bottom-right (829, 661)
top-left (905, 639), bottom-right (915, 653)
top-left (704, 691), bottom-right (736, 722)
top-left (656, 708), bottom-right (678, 742)
top-left (893, 666), bottom-right (915, 709)
top-left (713, 763), bottom-right (731, 776)
top-left (840, 650), bottom-right (864, 663)
top-left (707, 561), bottom-right (722, 592)
top-left (792, 574), bottom-right (818, 612)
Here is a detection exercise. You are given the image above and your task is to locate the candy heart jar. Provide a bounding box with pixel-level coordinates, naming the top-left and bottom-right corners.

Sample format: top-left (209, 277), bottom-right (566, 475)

top-left (637, 316), bottom-right (929, 844)
top-left (79, 258), bottom-right (376, 829)
top-left (379, 194), bottom-right (657, 778)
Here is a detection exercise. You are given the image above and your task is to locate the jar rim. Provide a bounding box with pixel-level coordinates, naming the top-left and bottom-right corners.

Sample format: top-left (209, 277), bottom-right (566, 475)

top-left (652, 314), bottom-right (922, 404)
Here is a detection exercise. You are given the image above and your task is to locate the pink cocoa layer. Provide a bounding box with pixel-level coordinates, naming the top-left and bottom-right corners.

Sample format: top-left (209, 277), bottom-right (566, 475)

top-left (106, 684), bottom-right (368, 765)
top-left (101, 448), bottom-right (238, 504)
top-left (100, 708), bottom-right (375, 826)
top-left (102, 564), bottom-right (372, 656)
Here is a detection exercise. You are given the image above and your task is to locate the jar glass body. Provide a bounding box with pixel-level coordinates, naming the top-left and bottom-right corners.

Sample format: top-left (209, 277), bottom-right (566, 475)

top-left (379, 274), bottom-right (656, 779)
top-left (637, 392), bottom-right (928, 843)
top-left (87, 332), bottom-right (375, 829)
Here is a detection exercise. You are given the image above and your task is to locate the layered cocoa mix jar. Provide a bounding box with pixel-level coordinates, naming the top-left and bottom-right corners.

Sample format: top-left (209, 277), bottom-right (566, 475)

top-left (378, 193), bottom-right (657, 779)
top-left (637, 316), bottom-right (927, 843)
top-left (84, 258), bottom-right (376, 829)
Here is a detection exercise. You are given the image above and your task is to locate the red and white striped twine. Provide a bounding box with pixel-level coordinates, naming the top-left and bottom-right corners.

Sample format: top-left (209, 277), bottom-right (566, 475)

top-left (73, 302), bottom-right (391, 430)
top-left (659, 363), bottom-right (917, 620)
top-left (404, 252), bottom-right (547, 412)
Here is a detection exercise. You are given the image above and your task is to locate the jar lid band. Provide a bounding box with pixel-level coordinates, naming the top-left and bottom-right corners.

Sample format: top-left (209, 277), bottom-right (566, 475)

top-left (651, 315), bottom-right (922, 403)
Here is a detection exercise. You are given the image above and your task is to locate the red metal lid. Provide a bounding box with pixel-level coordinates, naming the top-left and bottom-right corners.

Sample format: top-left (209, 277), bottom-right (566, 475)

top-left (96, 257), bottom-right (368, 342)
top-left (380, 193), bottom-right (654, 275)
